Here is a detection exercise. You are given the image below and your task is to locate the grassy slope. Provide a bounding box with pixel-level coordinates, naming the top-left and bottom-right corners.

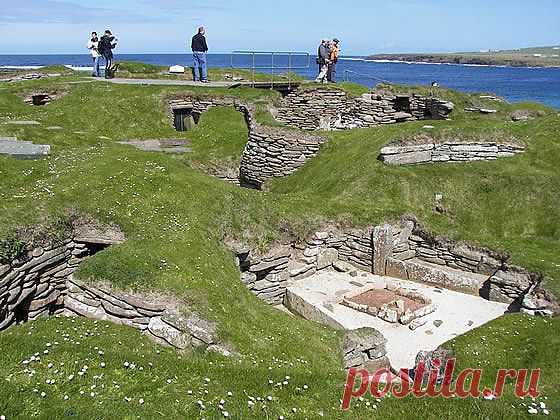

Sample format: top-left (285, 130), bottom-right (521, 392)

top-left (0, 75), bottom-right (559, 418)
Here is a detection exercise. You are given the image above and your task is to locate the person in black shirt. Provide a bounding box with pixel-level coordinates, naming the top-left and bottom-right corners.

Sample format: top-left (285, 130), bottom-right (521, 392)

top-left (98, 30), bottom-right (118, 79)
top-left (191, 27), bottom-right (209, 82)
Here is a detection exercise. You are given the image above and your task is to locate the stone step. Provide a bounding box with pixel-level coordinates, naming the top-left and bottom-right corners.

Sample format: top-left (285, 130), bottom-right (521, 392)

top-left (386, 257), bottom-right (490, 293)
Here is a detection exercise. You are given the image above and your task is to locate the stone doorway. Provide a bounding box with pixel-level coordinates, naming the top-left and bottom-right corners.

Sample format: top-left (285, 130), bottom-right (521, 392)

top-left (173, 108), bottom-right (201, 132)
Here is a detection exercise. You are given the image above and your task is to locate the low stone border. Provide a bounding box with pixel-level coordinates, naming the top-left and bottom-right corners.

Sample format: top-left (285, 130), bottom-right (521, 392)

top-left (379, 141), bottom-right (525, 165)
top-left (341, 284), bottom-right (436, 325)
top-left (65, 277), bottom-right (226, 354)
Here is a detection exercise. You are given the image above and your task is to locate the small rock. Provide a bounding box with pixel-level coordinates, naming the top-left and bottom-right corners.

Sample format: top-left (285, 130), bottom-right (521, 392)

top-left (433, 320), bottom-right (443, 328)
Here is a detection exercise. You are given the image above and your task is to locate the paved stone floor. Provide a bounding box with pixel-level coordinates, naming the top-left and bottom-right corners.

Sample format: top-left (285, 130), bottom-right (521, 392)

top-left (286, 271), bottom-right (509, 369)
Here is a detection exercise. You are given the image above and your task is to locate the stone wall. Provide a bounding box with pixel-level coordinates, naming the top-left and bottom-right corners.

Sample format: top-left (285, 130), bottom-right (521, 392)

top-left (0, 230), bottom-right (225, 353)
top-left (0, 238), bottom-right (102, 330)
top-left (373, 221), bottom-right (556, 315)
top-left (231, 218), bottom-right (557, 315)
top-left (379, 141), bottom-right (525, 165)
top-left (168, 95), bottom-right (326, 189)
top-left (275, 87), bottom-right (454, 131)
top-left (65, 277), bottom-right (223, 354)
top-left (239, 126), bottom-right (325, 188)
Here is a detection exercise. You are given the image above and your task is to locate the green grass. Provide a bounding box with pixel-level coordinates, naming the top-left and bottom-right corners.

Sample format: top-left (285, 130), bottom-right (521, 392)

top-left (0, 71), bottom-right (559, 418)
top-left (116, 60), bottom-right (304, 84)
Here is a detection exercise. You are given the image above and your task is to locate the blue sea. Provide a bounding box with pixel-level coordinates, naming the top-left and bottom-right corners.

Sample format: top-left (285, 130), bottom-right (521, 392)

top-left (1, 53), bottom-right (559, 109)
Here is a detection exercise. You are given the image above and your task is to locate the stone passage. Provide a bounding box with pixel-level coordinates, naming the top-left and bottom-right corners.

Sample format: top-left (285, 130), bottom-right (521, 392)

top-left (379, 137), bottom-right (525, 165)
top-left (343, 328), bottom-right (389, 371)
top-left (167, 95), bottom-right (326, 189)
top-left (0, 137), bottom-right (50, 159)
top-left (0, 237), bottom-right (115, 330)
top-left (275, 87), bottom-right (454, 130)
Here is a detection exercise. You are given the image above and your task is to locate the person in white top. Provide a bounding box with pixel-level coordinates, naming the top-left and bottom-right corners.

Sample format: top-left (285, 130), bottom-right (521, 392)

top-left (87, 32), bottom-right (101, 77)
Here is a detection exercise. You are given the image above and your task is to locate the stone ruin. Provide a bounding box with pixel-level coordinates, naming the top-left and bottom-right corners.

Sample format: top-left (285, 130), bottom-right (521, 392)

top-left (0, 223), bottom-right (229, 356)
top-left (168, 95), bottom-right (325, 189)
top-left (231, 217), bottom-right (558, 316)
top-left (275, 87), bottom-right (454, 131)
top-left (379, 134), bottom-right (525, 165)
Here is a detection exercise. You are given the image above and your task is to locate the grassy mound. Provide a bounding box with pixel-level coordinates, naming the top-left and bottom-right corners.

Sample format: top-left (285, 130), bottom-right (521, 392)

top-left (0, 71), bottom-right (558, 418)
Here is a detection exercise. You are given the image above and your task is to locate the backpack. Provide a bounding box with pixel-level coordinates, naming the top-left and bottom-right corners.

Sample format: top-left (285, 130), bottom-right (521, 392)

top-left (98, 37), bottom-right (112, 54)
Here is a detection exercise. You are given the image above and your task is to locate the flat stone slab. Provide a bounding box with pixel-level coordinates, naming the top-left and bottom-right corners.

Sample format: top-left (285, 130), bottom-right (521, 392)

top-left (3, 120), bottom-right (41, 125)
top-left (118, 139), bottom-right (191, 154)
top-left (286, 271), bottom-right (508, 369)
top-left (0, 138), bottom-right (50, 159)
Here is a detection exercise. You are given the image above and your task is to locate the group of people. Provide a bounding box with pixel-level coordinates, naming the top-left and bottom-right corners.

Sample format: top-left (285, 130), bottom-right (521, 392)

top-left (315, 38), bottom-right (340, 84)
top-left (87, 30), bottom-right (118, 78)
top-left (87, 27), bottom-right (339, 85)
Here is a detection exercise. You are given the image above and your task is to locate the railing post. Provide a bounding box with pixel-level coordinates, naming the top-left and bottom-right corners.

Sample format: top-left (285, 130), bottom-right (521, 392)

top-left (288, 53), bottom-right (292, 90)
top-left (252, 53), bottom-right (255, 87)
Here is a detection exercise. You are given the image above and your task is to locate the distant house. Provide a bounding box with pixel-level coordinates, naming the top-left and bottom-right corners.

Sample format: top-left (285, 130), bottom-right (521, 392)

top-left (533, 54), bottom-right (543, 57)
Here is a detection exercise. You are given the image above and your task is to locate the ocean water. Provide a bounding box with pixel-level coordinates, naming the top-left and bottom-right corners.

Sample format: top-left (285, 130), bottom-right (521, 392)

top-left (1, 53), bottom-right (559, 109)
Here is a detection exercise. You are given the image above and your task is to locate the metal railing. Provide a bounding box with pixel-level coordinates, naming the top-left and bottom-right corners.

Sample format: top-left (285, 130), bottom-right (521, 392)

top-left (230, 51), bottom-right (311, 89)
top-left (342, 69), bottom-right (391, 86)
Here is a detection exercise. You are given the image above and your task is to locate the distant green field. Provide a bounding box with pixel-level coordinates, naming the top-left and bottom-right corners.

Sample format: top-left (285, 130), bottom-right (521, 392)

top-left (368, 45), bottom-right (560, 67)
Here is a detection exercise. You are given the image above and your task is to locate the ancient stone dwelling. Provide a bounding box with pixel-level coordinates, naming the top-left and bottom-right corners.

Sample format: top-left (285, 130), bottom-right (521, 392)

top-left (275, 87), bottom-right (455, 130)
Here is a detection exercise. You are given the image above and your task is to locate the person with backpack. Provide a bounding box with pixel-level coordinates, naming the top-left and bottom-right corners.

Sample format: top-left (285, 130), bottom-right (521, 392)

top-left (98, 30), bottom-right (118, 79)
top-left (87, 32), bottom-right (101, 77)
top-left (315, 39), bottom-right (331, 83)
top-left (191, 26), bottom-right (209, 83)
top-left (327, 39), bottom-right (340, 83)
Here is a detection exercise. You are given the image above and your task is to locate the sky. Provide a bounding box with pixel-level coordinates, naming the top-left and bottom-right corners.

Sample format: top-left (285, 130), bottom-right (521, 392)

top-left (0, 0), bottom-right (559, 55)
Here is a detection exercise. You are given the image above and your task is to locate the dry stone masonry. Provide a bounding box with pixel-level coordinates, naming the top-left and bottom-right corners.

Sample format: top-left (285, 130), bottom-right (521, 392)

top-left (0, 227), bottom-right (224, 354)
top-left (168, 95), bottom-right (326, 189)
top-left (275, 87), bottom-right (454, 130)
top-left (65, 277), bottom-right (222, 354)
top-left (379, 137), bottom-right (525, 165)
top-left (231, 218), bottom-right (557, 316)
top-left (343, 328), bottom-right (389, 371)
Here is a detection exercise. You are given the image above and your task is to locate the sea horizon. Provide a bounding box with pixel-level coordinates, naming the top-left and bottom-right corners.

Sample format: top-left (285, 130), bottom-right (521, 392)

top-left (1, 53), bottom-right (559, 109)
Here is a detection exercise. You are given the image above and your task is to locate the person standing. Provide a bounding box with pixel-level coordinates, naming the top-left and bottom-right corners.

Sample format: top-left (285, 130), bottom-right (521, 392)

top-left (98, 30), bottom-right (118, 79)
top-left (327, 39), bottom-right (340, 83)
top-left (315, 39), bottom-right (331, 83)
top-left (87, 32), bottom-right (101, 77)
top-left (191, 27), bottom-right (209, 83)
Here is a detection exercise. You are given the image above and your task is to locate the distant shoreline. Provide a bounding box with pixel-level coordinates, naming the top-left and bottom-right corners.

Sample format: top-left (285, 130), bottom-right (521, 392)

top-left (366, 53), bottom-right (560, 69)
